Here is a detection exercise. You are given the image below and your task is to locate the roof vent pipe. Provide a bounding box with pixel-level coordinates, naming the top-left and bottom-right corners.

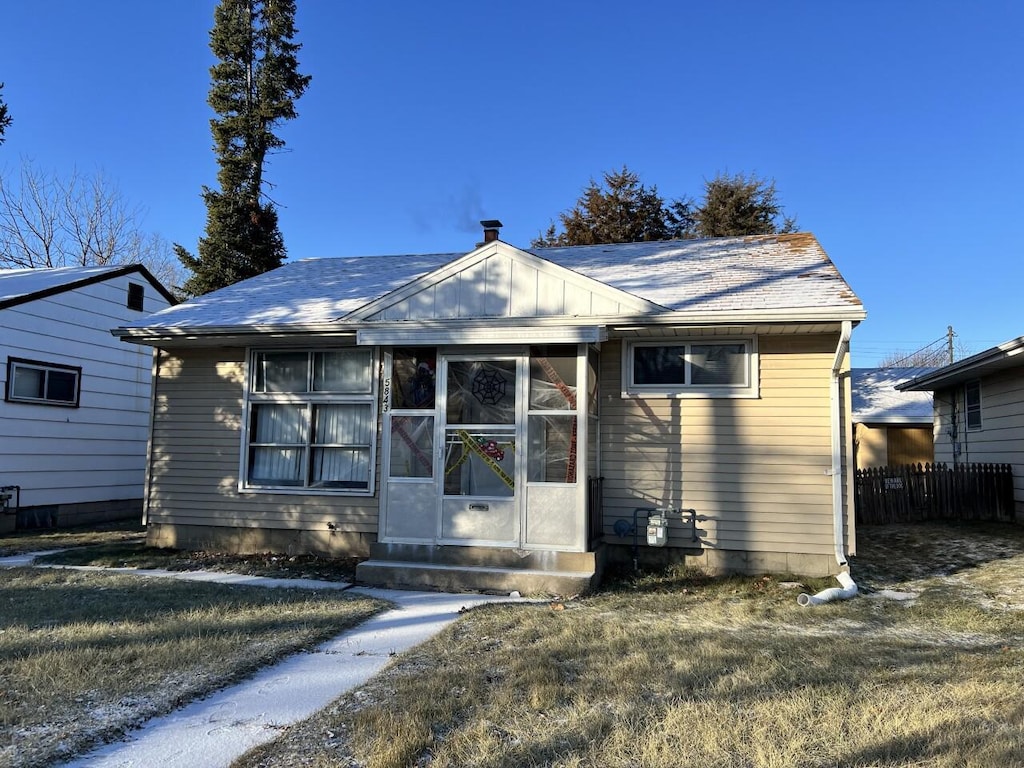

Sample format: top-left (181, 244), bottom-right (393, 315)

top-left (479, 219), bottom-right (503, 246)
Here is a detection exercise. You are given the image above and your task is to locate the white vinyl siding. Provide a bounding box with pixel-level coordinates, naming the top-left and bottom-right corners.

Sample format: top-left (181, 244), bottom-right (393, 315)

top-left (933, 368), bottom-right (1024, 516)
top-left (0, 275), bottom-right (170, 508)
top-left (600, 333), bottom-right (842, 562)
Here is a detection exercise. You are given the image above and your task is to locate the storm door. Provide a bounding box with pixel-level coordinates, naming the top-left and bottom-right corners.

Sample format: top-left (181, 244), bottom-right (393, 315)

top-left (439, 356), bottom-right (522, 545)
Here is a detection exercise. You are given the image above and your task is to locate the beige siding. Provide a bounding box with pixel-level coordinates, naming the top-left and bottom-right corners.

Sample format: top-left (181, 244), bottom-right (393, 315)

top-left (934, 370), bottom-right (1024, 516)
top-left (600, 333), bottom-right (845, 567)
top-left (146, 347), bottom-right (380, 542)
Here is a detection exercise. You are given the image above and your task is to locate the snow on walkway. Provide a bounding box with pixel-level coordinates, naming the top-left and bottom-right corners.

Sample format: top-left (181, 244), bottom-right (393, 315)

top-left (0, 554), bottom-right (517, 768)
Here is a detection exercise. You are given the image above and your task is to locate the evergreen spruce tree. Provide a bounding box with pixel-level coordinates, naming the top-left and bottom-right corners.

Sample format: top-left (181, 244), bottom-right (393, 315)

top-left (176, 0), bottom-right (311, 296)
top-left (532, 167), bottom-right (683, 247)
top-left (0, 83), bottom-right (12, 145)
top-left (693, 173), bottom-right (796, 237)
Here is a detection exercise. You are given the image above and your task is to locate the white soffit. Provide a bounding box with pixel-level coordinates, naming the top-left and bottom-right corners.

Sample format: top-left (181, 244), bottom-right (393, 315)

top-left (356, 325), bottom-right (607, 346)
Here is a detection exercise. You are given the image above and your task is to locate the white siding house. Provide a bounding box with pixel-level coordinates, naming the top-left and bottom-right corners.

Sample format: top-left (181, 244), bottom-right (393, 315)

top-left (899, 336), bottom-right (1024, 520)
top-left (0, 265), bottom-right (175, 530)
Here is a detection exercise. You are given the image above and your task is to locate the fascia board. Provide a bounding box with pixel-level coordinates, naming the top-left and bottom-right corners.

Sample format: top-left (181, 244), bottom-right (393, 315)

top-left (897, 335), bottom-right (1024, 391)
top-left (356, 325), bottom-right (607, 346)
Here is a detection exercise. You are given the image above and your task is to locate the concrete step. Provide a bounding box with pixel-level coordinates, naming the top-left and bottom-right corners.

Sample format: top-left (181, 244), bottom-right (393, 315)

top-left (366, 542), bottom-right (597, 573)
top-left (355, 559), bottom-right (596, 597)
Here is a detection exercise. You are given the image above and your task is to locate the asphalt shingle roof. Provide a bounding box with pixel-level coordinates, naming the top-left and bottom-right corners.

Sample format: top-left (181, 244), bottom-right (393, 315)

top-left (0, 265), bottom-right (128, 304)
top-left (121, 233), bottom-right (863, 332)
top-left (852, 368), bottom-right (934, 424)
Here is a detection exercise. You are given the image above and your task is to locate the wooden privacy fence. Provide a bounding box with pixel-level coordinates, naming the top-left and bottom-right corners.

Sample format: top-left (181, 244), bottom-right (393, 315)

top-left (855, 462), bottom-right (1015, 525)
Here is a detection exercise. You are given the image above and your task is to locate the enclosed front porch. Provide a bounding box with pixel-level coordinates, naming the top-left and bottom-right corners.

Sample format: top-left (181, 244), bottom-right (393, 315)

top-left (356, 342), bottom-right (604, 593)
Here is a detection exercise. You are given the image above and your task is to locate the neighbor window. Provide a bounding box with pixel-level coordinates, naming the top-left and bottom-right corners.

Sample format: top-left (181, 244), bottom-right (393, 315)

top-left (624, 339), bottom-right (755, 396)
top-left (244, 349), bottom-right (376, 493)
top-left (5, 358), bottom-right (81, 407)
top-left (127, 282), bottom-right (145, 311)
top-left (965, 380), bottom-right (982, 430)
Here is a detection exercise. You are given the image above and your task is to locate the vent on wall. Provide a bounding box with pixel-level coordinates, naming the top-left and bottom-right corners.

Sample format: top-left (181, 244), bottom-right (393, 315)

top-left (127, 283), bottom-right (145, 311)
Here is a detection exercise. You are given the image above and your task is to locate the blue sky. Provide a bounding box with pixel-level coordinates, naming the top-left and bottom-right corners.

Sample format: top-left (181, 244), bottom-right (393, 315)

top-left (2, 1), bottom-right (1021, 366)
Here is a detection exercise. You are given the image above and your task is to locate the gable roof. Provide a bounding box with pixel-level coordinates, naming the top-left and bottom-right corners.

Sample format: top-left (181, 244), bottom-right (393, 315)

top-left (115, 233), bottom-right (864, 340)
top-left (852, 368), bottom-right (934, 424)
top-left (0, 264), bottom-right (176, 310)
top-left (897, 335), bottom-right (1024, 391)
top-left (344, 240), bottom-right (665, 322)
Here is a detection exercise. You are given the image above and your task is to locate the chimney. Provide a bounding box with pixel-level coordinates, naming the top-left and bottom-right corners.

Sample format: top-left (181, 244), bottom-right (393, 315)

top-left (479, 219), bottom-right (503, 246)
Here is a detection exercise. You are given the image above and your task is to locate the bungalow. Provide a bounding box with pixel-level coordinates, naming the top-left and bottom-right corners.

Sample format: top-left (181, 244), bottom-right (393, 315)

top-left (114, 227), bottom-right (866, 593)
top-left (898, 335), bottom-right (1024, 521)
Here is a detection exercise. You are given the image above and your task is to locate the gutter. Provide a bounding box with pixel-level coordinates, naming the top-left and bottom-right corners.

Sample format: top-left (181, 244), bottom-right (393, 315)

top-left (799, 320), bottom-right (859, 606)
top-left (112, 308), bottom-right (867, 346)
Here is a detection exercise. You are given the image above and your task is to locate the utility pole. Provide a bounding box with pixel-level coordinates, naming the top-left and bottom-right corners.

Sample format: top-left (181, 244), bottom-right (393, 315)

top-left (947, 325), bottom-right (955, 364)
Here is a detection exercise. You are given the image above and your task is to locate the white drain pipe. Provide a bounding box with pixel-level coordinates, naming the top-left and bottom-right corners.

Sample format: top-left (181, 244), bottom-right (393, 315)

top-left (798, 320), bottom-right (859, 607)
top-left (798, 570), bottom-right (858, 607)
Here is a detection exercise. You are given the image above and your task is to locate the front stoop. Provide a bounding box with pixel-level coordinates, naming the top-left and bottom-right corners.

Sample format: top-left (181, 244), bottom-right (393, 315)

top-left (356, 543), bottom-right (601, 596)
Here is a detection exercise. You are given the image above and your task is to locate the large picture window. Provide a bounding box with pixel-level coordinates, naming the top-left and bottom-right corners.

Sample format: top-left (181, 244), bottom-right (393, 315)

top-left (623, 339), bottom-right (756, 397)
top-left (5, 358), bottom-right (81, 407)
top-left (244, 349), bottom-right (376, 493)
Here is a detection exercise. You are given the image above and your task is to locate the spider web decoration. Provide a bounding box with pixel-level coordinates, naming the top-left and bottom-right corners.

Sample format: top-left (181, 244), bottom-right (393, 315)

top-left (472, 368), bottom-right (507, 405)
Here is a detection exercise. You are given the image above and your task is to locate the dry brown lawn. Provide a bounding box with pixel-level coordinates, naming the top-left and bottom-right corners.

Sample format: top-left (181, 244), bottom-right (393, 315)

top-left (234, 522), bottom-right (1024, 768)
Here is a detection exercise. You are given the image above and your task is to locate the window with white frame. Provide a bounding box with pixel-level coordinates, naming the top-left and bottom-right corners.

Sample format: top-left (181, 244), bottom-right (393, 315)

top-left (623, 339), bottom-right (756, 396)
top-left (244, 349), bottom-right (377, 493)
top-left (5, 357), bottom-right (81, 407)
top-left (965, 380), bottom-right (982, 431)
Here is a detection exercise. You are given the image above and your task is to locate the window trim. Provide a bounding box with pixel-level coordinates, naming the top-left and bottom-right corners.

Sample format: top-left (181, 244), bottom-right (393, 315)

top-left (4, 357), bottom-right (82, 407)
top-left (965, 379), bottom-right (982, 431)
top-left (240, 348), bottom-right (378, 496)
top-left (621, 338), bottom-right (758, 398)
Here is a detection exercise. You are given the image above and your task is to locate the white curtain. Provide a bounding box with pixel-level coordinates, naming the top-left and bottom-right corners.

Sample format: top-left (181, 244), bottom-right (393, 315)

top-left (313, 350), bottom-right (371, 392)
top-left (311, 404), bottom-right (373, 486)
top-left (249, 404), bottom-right (305, 484)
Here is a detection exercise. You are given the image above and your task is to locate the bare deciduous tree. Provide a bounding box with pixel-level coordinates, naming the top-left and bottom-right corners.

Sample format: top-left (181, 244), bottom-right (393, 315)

top-left (0, 159), bottom-right (184, 290)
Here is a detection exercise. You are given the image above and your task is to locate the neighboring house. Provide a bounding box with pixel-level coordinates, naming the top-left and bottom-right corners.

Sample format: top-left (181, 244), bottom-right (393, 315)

top-left (114, 228), bottom-right (865, 593)
top-left (851, 368), bottom-right (934, 469)
top-left (0, 265), bottom-right (175, 532)
top-left (898, 335), bottom-right (1024, 521)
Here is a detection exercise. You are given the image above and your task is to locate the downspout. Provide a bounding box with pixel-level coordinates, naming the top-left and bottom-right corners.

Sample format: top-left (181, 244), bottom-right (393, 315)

top-left (798, 320), bottom-right (859, 607)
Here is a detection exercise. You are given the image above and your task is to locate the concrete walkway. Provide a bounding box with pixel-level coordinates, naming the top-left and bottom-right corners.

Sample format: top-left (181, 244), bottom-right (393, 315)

top-left (1, 551), bottom-right (519, 768)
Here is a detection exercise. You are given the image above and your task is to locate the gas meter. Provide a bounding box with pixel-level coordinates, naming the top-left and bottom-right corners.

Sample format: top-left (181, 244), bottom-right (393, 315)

top-left (646, 511), bottom-right (668, 547)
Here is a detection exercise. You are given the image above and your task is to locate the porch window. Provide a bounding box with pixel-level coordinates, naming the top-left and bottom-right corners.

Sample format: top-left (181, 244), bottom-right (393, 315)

top-left (388, 346), bottom-right (437, 479)
top-left (965, 380), bottom-right (982, 431)
top-left (528, 345), bottom-right (578, 484)
top-left (5, 358), bottom-right (81, 407)
top-left (623, 339), bottom-right (756, 397)
top-left (244, 349), bottom-right (376, 493)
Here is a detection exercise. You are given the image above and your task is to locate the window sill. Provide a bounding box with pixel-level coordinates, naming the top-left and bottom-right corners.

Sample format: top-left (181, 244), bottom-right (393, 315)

top-left (620, 388), bottom-right (759, 399)
top-left (238, 485), bottom-right (375, 498)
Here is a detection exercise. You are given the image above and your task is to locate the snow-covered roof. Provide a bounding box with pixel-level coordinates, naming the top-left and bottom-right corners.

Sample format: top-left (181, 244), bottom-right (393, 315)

top-left (852, 368), bottom-right (934, 424)
top-left (0, 264), bottom-right (175, 309)
top-left (118, 233), bottom-right (863, 336)
top-left (898, 334), bottom-right (1024, 391)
